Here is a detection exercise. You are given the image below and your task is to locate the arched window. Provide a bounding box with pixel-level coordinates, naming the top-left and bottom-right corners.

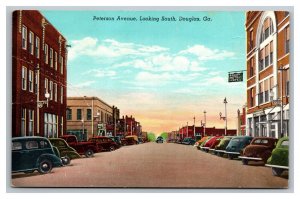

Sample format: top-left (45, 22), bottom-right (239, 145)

top-left (260, 17), bottom-right (274, 43)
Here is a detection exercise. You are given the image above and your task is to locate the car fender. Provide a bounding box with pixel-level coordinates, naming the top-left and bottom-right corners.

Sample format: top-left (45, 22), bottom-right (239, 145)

top-left (36, 153), bottom-right (63, 167)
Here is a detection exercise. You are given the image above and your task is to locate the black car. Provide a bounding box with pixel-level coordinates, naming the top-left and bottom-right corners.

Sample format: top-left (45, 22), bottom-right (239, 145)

top-left (181, 137), bottom-right (196, 145)
top-left (156, 136), bottom-right (164, 143)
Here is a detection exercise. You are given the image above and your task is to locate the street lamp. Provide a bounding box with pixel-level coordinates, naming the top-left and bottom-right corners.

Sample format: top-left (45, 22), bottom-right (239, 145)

top-left (81, 118), bottom-right (85, 141)
top-left (219, 97), bottom-right (228, 135)
top-left (201, 110), bottom-right (207, 137)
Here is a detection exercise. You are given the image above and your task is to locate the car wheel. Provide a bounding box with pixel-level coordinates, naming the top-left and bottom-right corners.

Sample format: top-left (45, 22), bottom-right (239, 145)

top-left (85, 149), bottom-right (94, 158)
top-left (61, 156), bottom-right (71, 165)
top-left (272, 167), bottom-right (284, 176)
top-left (37, 159), bottom-right (53, 174)
top-left (109, 145), bottom-right (115, 151)
top-left (242, 159), bottom-right (248, 165)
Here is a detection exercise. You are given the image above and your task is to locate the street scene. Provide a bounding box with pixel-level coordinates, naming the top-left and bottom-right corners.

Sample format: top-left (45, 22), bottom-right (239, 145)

top-left (11, 10), bottom-right (290, 188)
top-left (11, 142), bottom-right (288, 188)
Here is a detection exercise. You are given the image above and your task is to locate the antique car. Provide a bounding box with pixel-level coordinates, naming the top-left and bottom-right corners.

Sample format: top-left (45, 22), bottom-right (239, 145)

top-left (156, 136), bottom-right (164, 143)
top-left (59, 135), bottom-right (99, 158)
top-left (225, 136), bottom-right (253, 159)
top-left (214, 136), bottom-right (233, 157)
top-left (12, 136), bottom-right (63, 174)
top-left (265, 137), bottom-right (289, 176)
top-left (49, 138), bottom-right (81, 165)
top-left (201, 136), bottom-right (224, 153)
top-left (88, 136), bottom-right (120, 151)
top-left (199, 136), bottom-right (213, 151)
top-left (121, 135), bottom-right (139, 145)
top-left (195, 136), bottom-right (211, 150)
top-left (108, 136), bottom-right (122, 146)
top-left (175, 138), bottom-right (183, 144)
top-left (181, 137), bottom-right (196, 145)
top-left (238, 137), bottom-right (278, 165)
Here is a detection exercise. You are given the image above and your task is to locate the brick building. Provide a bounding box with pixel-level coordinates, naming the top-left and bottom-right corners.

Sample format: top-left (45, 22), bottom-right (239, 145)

top-left (66, 96), bottom-right (119, 140)
top-left (237, 105), bottom-right (246, 136)
top-left (245, 11), bottom-right (290, 138)
top-left (177, 126), bottom-right (236, 139)
top-left (117, 115), bottom-right (142, 137)
top-left (12, 10), bottom-right (67, 138)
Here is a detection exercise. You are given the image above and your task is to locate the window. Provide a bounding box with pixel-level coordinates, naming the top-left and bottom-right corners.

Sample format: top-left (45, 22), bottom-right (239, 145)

top-left (35, 72), bottom-right (38, 94)
top-left (260, 18), bottom-right (274, 44)
top-left (28, 109), bottom-right (34, 136)
top-left (28, 70), bottom-right (34, 92)
top-left (61, 116), bottom-right (63, 136)
top-left (53, 115), bottom-right (58, 138)
top-left (49, 81), bottom-right (53, 100)
top-left (264, 44), bottom-right (270, 67)
top-left (77, 109), bottom-right (82, 120)
top-left (54, 83), bottom-right (57, 101)
top-left (286, 69), bottom-right (290, 96)
top-left (26, 141), bottom-right (38, 149)
top-left (285, 26), bottom-right (290, 54)
top-left (87, 109), bottom-right (92, 120)
top-left (60, 56), bottom-right (64, 74)
top-left (21, 108), bottom-right (26, 136)
top-left (22, 66), bottom-right (27, 90)
top-left (44, 44), bottom-right (49, 64)
top-left (40, 140), bottom-right (50, 148)
top-left (60, 86), bottom-right (63, 104)
top-left (270, 41), bottom-right (273, 65)
top-left (22, 25), bottom-right (27, 49)
top-left (12, 142), bottom-right (22, 151)
top-left (250, 88), bottom-right (254, 107)
top-left (29, 31), bottom-right (34, 55)
top-left (258, 82), bottom-right (264, 104)
top-left (54, 52), bottom-right (58, 70)
top-left (66, 108), bottom-right (72, 120)
top-left (259, 49), bottom-right (264, 71)
top-left (35, 36), bottom-right (40, 58)
top-left (44, 113), bottom-right (58, 138)
top-left (249, 30), bottom-right (254, 50)
top-left (250, 57), bottom-right (254, 77)
top-left (264, 79), bottom-right (269, 103)
top-left (44, 113), bottom-right (48, 137)
top-left (44, 78), bottom-right (48, 95)
top-left (50, 48), bottom-right (53, 68)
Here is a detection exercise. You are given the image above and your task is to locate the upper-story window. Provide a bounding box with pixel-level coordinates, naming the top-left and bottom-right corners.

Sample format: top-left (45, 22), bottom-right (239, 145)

top-left (28, 31), bottom-right (34, 55)
top-left (249, 30), bottom-right (254, 51)
top-left (260, 17), bottom-right (274, 43)
top-left (66, 108), bottom-right (72, 120)
top-left (28, 70), bottom-right (34, 92)
top-left (35, 36), bottom-right (40, 58)
top-left (22, 25), bottom-right (27, 50)
top-left (285, 26), bottom-right (290, 54)
top-left (22, 66), bottom-right (27, 90)
top-left (44, 44), bottom-right (49, 64)
top-left (54, 51), bottom-right (58, 70)
top-left (50, 48), bottom-right (53, 68)
top-left (60, 56), bottom-right (64, 74)
top-left (259, 42), bottom-right (273, 71)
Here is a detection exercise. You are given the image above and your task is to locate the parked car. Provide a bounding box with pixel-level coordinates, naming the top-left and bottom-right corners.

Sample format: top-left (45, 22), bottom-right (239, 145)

top-left (201, 136), bottom-right (224, 153)
top-left (59, 135), bottom-right (99, 158)
top-left (199, 136), bottom-right (213, 151)
top-left (175, 138), bottom-right (183, 144)
top-left (238, 137), bottom-right (278, 165)
top-left (88, 136), bottom-right (120, 151)
top-left (121, 136), bottom-right (139, 145)
top-left (156, 136), bottom-right (164, 143)
top-left (214, 136), bottom-right (233, 157)
top-left (181, 137), bottom-right (196, 145)
top-left (12, 136), bottom-right (63, 174)
top-left (225, 136), bottom-right (253, 159)
top-left (265, 137), bottom-right (289, 176)
top-left (108, 136), bottom-right (122, 146)
top-left (195, 136), bottom-right (211, 150)
top-left (49, 138), bottom-right (81, 165)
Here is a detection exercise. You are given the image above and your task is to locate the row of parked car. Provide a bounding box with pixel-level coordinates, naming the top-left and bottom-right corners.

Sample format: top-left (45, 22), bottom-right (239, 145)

top-left (12, 135), bottom-right (147, 175)
top-left (194, 135), bottom-right (289, 177)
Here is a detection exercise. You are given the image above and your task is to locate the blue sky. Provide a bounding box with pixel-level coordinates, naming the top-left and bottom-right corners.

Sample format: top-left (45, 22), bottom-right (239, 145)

top-left (42, 10), bottom-right (246, 134)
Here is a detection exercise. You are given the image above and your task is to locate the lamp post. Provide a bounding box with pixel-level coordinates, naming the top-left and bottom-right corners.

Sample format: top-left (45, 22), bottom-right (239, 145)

top-left (219, 97), bottom-right (228, 135)
top-left (81, 118), bottom-right (85, 141)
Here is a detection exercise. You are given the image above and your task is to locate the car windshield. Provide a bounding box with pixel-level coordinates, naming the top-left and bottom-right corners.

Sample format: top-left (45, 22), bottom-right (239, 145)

top-left (253, 139), bottom-right (269, 144)
top-left (12, 142), bottom-right (22, 150)
top-left (280, 140), bottom-right (289, 148)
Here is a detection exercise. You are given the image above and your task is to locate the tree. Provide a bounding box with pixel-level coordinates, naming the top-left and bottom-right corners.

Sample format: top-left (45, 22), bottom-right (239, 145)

top-left (147, 132), bottom-right (156, 142)
top-left (160, 132), bottom-right (168, 140)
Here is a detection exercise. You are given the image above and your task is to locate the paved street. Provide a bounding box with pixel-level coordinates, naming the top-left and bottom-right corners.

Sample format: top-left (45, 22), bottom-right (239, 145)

top-left (11, 142), bottom-right (288, 188)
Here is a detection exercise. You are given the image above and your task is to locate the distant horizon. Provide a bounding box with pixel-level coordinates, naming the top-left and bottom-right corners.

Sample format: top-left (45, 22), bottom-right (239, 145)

top-left (42, 10), bottom-right (246, 135)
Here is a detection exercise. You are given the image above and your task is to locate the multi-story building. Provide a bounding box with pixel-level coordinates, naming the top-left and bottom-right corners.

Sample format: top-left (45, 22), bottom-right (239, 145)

top-left (66, 96), bottom-right (120, 140)
top-left (12, 10), bottom-right (67, 138)
top-left (177, 126), bottom-right (236, 139)
top-left (117, 115), bottom-right (142, 137)
top-left (237, 105), bottom-right (246, 136)
top-left (245, 11), bottom-right (290, 138)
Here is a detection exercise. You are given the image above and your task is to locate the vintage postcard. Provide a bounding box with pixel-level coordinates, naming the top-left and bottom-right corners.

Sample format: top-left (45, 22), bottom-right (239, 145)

top-left (10, 9), bottom-right (290, 189)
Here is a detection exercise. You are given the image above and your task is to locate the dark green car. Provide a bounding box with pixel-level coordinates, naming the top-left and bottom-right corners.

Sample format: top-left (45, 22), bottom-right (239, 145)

top-left (265, 137), bottom-right (289, 176)
top-left (49, 138), bottom-right (81, 165)
top-left (214, 136), bottom-right (233, 157)
top-left (12, 137), bottom-right (63, 174)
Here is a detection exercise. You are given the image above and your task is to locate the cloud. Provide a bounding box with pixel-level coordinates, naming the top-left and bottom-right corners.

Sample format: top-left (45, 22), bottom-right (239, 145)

top-left (69, 80), bottom-right (95, 89)
top-left (179, 45), bottom-right (235, 60)
top-left (68, 37), bottom-right (168, 60)
top-left (84, 69), bottom-right (116, 77)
